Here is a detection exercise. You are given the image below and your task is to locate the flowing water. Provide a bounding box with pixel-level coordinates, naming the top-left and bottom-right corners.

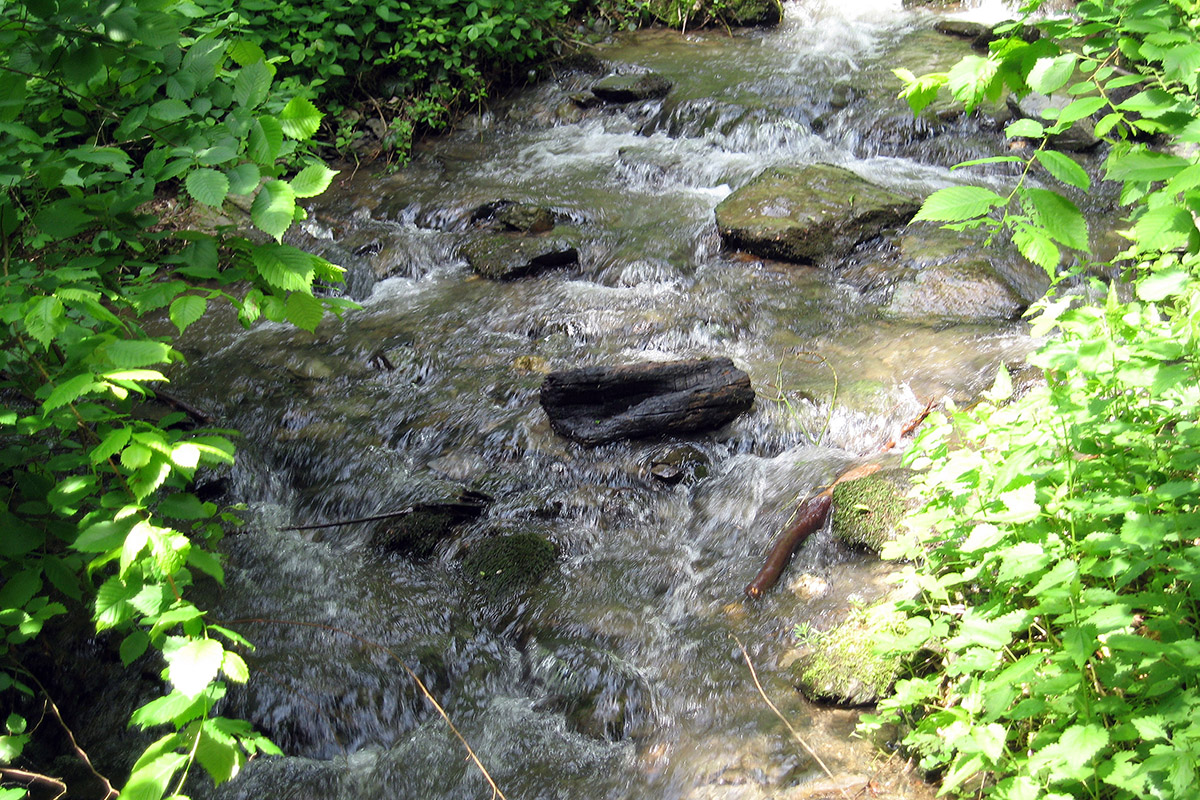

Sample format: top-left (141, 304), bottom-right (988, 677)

top-left (140, 1), bottom-right (1104, 797)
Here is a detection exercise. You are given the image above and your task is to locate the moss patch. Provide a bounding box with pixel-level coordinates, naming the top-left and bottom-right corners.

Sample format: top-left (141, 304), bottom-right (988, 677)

top-left (792, 604), bottom-right (906, 705)
top-left (831, 473), bottom-right (907, 552)
top-left (463, 532), bottom-right (557, 595)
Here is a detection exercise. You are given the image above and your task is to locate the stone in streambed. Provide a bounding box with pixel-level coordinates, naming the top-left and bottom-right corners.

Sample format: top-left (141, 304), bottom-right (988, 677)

top-left (591, 72), bottom-right (673, 103)
top-left (461, 226), bottom-right (582, 280)
top-left (372, 492), bottom-right (491, 558)
top-left (831, 470), bottom-right (910, 553)
top-left (715, 164), bottom-right (918, 264)
top-left (539, 358), bottom-right (754, 446)
top-left (790, 603), bottom-right (907, 705)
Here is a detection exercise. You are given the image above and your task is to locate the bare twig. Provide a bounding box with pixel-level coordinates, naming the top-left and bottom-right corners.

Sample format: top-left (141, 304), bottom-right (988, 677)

top-left (731, 636), bottom-right (850, 800)
top-left (230, 618), bottom-right (507, 800)
top-left (19, 671), bottom-right (118, 799)
top-left (1, 767), bottom-right (68, 800)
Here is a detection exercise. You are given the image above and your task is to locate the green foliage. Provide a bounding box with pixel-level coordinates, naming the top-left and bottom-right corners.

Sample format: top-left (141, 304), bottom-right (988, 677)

top-left (0, 0), bottom-right (352, 797)
top-left (866, 1), bottom-right (1200, 797)
top-left (218, 0), bottom-right (571, 159)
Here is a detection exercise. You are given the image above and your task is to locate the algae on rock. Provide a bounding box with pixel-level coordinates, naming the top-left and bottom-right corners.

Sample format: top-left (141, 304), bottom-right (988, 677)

top-left (831, 471), bottom-right (909, 553)
top-left (791, 603), bottom-right (907, 705)
top-left (463, 532), bottom-right (557, 595)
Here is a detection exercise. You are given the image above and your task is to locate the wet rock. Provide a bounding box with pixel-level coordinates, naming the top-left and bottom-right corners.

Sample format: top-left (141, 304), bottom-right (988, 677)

top-left (831, 470), bottom-right (910, 553)
top-left (934, 19), bottom-right (988, 40)
top-left (886, 260), bottom-right (1026, 321)
top-left (539, 357), bottom-right (755, 446)
top-left (371, 493), bottom-right (490, 558)
top-left (1007, 92), bottom-right (1101, 151)
top-left (646, 444), bottom-right (711, 484)
top-left (462, 531), bottom-right (557, 596)
top-left (715, 164), bottom-right (918, 264)
top-left (787, 572), bottom-right (830, 601)
top-left (791, 603), bottom-right (907, 705)
top-left (591, 72), bottom-right (673, 103)
top-left (460, 226), bottom-right (582, 280)
top-left (497, 203), bottom-right (556, 234)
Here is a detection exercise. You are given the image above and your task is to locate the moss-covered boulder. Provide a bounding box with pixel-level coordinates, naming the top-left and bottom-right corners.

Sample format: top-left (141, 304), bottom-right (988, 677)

top-left (463, 532), bottom-right (557, 595)
top-left (460, 226), bottom-right (582, 280)
top-left (791, 603), bottom-right (907, 705)
top-left (372, 496), bottom-right (490, 557)
top-left (831, 471), bottom-right (908, 553)
top-left (714, 164), bottom-right (918, 264)
top-left (886, 260), bottom-right (1027, 321)
top-left (590, 72), bottom-right (673, 103)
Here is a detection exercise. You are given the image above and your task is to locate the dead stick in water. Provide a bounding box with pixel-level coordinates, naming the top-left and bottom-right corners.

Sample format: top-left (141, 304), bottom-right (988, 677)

top-left (744, 398), bottom-right (939, 599)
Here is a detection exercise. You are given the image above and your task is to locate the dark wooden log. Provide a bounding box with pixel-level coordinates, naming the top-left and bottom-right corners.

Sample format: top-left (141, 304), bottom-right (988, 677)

top-left (539, 357), bottom-right (754, 445)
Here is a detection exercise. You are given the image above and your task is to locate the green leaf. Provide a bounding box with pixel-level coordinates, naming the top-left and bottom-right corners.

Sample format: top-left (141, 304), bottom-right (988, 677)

top-left (0, 570), bottom-right (42, 611)
top-left (279, 97), bottom-right (322, 140)
top-left (252, 244), bottom-right (314, 292)
top-left (913, 186), bottom-right (1005, 223)
top-left (1005, 118), bottom-right (1045, 138)
top-left (226, 163), bottom-right (261, 195)
top-left (120, 630), bottom-right (150, 666)
top-left (250, 180), bottom-right (296, 241)
top-left (1027, 54), bottom-right (1078, 94)
top-left (103, 340), bottom-right (174, 369)
top-left (285, 291), bottom-right (324, 332)
top-left (43, 372), bottom-right (99, 412)
top-left (91, 426), bottom-right (132, 463)
top-left (23, 296), bottom-right (66, 349)
top-left (1026, 188), bottom-right (1088, 250)
top-left (119, 751), bottom-right (188, 800)
top-left (947, 56), bottom-right (999, 113)
top-left (185, 168), bottom-right (229, 207)
top-left (290, 163), bottom-right (338, 198)
top-left (1132, 206), bottom-right (1198, 252)
top-left (196, 722), bottom-right (243, 784)
top-left (165, 637), bottom-right (225, 698)
top-left (1035, 150), bottom-right (1090, 191)
top-left (149, 98), bottom-right (191, 122)
top-left (169, 295), bottom-right (208, 335)
top-left (95, 576), bottom-right (138, 630)
top-left (1136, 266), bottom-right (1191, 301)
top-left (233, 59), bottom-right (271, 109)
top-left (248, 116), bottom-right (283, 165)
top-left (1013, 225), bottom-right (1061, 274)
top-left (1056, 96), bottom-right (1106, 127)
top-left (221, 651), bottom-right (249, 683)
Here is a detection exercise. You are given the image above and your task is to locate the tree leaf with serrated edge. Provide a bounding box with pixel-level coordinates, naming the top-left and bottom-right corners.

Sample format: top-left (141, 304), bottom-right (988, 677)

top-left (187, 548), bottom-right (225, 584)
top-left (196, 722), bottom-right (244, 784)
top-left (1132, 206), bottom-right (1197, 253)
top-left (121, 751), bottom-right (188, 800)
top-left (91, 426), bottom-right (132, 464)
top-left (121, 630), bottom-right (150, 666)
top-left (1028, 54), bottom-right (1078, 94)
top-left (130, 690), bottom-right (207, 729)
top-left (279, 97), bottom-right (322, 140)
top-left (228, 40), bottom-right (266, 67)
top-left (103, 339), bottom-right (173, 369)
top-left (947, 56), bottom-right (999, 113)
top-left (248, 116), bottom-right (283, 165)
top-left (221, 651), bottom-right (249, 683)
top-left (0, 569), bottom-right (41, 610)
top-left (121, 522), bottom-right (152, 578)
top-left (165, 637), bottom-right (224, 698)
top-left (225, 163), bottom-right (260, 195)
top-left (1036, 150), bottom-right (1090, 191)
top-left (74, 520), bottom-right (133, 552)
top-left (233, 59), bottom-right (271, 109)
top-left (1106, 149), bottom-right (1190, 182)
top-left (185, 168), bottom-right (229, 207)
top-left (169, 295), bottom-right (207, 335)
top-left (285, 290), bottom-right (324, 332)
top-left (23, 295), bottom-right (66, 349)
top-left (95, 575), bottom-right (138, 630)
top-left (290, 163), bottom-right (337, 198)
top-left (1136, 266), bottom-right (1190, 301)
top-left (252, 243), bottom-right (314, 292)
top-left (250, 180), bottom-right (296, 241)
top-left (1006, 118), bottom-right (1045, 138)
top-left (43, 372), bottom-right (99, 412)
top-left (150, 98), bottom-right (190, 122)
top-left (913, 186), bottom-right (1005, 223)
top-left (1026, 188), bottom-right (1088, 250)
top-left (1056, 96), bottom-right (1106, 127)
top-left (1014, 225), bottom-right (1061, 275)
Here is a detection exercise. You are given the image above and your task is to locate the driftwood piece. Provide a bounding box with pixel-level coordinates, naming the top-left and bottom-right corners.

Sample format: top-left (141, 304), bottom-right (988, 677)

top-left (744, 399), bottom-right (938, 599)
top-left (540, 357), bottom-right (754, 445)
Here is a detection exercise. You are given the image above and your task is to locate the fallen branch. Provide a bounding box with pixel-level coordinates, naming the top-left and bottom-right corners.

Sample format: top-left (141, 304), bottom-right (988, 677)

top-left (155, 389), bottom-right (216, 426)
top-left (281, 495), bottom-right (490, 532)
top-left (744, 398), bottom-right (939, 599)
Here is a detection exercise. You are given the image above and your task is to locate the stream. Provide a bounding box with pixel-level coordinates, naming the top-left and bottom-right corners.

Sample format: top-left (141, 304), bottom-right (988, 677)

top-left (128, 0), bottom-right (1110, 797)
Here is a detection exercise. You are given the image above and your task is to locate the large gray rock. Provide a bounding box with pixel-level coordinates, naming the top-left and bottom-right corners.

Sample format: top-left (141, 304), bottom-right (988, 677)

top-left (460, 226), bottom-right (581, 280)
top-left (715, 164), bottom-right (918, 263)
top-left (540, 358), bottom-right (754, 445)
top-left (591, 72), bottom-right (673, 103)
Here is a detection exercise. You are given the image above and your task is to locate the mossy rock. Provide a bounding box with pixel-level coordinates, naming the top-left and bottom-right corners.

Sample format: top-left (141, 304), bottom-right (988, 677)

top-left (591, 72), bottom-right (673, 103)
top-left (831, 471), bottom-right (908, 552)
top-left (463, 532), bottom-right (557, 596)
top-left (715, 164), bottom-right (918, 264)
top-left (792, 604), bottom-right (907, 705)
top-left (460, 226), bottom-right (582, 280)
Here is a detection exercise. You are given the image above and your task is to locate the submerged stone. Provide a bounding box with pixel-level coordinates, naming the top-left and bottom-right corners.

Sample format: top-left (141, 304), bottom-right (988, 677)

top-left (791, 603), bottom-right (907, 705)
top-left (372, 495), bottom-right (490, 558)
top-left (885, 260), bottom-right (1027, 321)
top-left (460, 226), bottom-right (582, 280)
top-left (591, 72), bottom-right (673, 103)
top-left (539, 357), bottom-right (755, 446)
top-left (463, 531), bottom-right (557, 596)
top-left (715, 164), bottom-right (918, 264)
